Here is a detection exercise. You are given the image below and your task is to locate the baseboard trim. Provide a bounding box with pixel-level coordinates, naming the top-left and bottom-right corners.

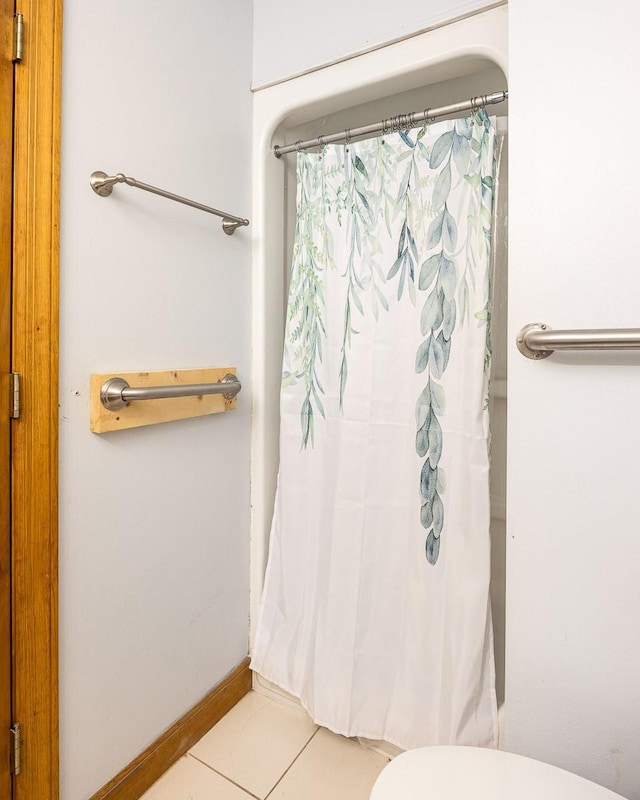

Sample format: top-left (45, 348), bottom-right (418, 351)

top-left (89, 657), bottom-right (252, 800)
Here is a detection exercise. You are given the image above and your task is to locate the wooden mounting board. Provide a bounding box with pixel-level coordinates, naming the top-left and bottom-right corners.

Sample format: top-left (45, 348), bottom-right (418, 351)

top-left (90, 367), bottom-right (238, 433)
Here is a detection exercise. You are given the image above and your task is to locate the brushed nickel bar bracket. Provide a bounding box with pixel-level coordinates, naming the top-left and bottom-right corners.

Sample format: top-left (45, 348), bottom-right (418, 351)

top-left (90, 171), bottom-right (250, 235)
top-left (517, 323), bottom-right (640, 359)
top-left (516, 323), bottom-right (553, 360)
top-left (100, 373), bottom-right (241, 411)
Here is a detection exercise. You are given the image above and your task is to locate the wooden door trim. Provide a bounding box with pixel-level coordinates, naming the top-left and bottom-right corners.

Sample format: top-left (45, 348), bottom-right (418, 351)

top-left (1, 1), bottom-right (15, 796)
top-left (12, 0), bottom-right (62, 798)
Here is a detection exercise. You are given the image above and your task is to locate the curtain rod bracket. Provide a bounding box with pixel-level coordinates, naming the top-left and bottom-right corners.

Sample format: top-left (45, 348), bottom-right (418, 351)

top-left (89, 171), bottom-right (250, 234)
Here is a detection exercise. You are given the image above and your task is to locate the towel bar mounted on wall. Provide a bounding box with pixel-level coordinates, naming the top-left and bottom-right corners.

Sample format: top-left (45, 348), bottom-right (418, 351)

top-left (90, 171), bottom-right (250, 235)
top-left (517, 323), bottom-right (640, 359)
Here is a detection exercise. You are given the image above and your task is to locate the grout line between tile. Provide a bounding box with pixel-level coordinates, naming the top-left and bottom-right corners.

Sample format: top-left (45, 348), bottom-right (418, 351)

top-left (263, 726), bottom-right (321, 800)
top-left (187, 753), bottom-right (262, 800)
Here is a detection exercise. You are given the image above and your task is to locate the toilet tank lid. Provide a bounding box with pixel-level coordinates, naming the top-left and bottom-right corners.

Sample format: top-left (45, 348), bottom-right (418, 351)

top-left (369, 746), bottom-right (626, 800)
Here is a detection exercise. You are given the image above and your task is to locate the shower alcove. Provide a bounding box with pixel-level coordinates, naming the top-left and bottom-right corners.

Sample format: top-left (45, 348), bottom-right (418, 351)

top-left (250, 4), bottom-right (508, 742)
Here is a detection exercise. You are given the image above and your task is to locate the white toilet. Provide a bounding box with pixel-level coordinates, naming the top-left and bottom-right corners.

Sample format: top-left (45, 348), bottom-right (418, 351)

top-left (370, 746), bottom-right (627, 799)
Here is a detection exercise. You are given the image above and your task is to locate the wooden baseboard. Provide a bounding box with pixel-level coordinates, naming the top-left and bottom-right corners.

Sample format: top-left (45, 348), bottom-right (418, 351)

top-left (90, 658), bottom-right (252, 800)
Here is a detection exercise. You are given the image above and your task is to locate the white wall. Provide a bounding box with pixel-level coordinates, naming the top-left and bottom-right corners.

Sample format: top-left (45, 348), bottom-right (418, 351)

top-left (507, 2), bottom-right (640, 797)
top-left (252, 0), bottom-right (504, 88)
top-left (58, 2), bottom-right (252, 798)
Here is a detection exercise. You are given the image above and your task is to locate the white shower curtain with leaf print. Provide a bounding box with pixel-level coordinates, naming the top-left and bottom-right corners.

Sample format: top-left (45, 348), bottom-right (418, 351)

top-left (251, 112), bottom-right (498, 750)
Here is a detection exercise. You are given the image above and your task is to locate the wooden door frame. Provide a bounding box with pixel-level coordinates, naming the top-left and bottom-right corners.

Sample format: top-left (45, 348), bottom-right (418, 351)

top-left (1, 1), bottom-right (14, 797)
top-left (11, 0), bottom-right (62, 798)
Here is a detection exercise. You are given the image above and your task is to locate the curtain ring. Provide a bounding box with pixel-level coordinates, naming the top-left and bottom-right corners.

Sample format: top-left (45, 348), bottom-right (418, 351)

top-left (344, 128), bottom-right (352, 152)
top-left (317, 134), bottom-right (325, 159)
top-left (469, 97), bottom-right (478, 126)
top-left (419, 109), bottom-right (431, 139)
top-left (380, 117), bottom-right (389, 143)
top-left (295, 140), bottom-right (303, 152)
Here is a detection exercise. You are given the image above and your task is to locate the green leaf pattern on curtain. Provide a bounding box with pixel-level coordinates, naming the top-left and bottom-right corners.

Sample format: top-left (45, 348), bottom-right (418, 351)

top-left (284, 111), bottom-right (495, 560)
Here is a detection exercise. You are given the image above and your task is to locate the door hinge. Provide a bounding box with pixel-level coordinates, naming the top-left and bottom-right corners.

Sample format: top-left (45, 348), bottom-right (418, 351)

top-left (10, 723), bottom-right (21, 776)
top-left (13, 13), bottom-right (24, 63)
top-left (10, 373), bottom-right (20, 419)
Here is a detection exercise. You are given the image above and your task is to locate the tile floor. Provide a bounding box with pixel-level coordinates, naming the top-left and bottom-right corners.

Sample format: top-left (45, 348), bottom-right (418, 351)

top-left (140, 691), bottom-right (390, 800)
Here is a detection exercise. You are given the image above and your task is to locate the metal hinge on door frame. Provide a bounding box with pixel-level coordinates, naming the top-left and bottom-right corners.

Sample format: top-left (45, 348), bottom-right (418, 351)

top-left (13, 12), bottom-right (24, 63)
top-left (10, 723), bottom-right (21, 775)
top-left (10, 373), bottom-right (20, 419)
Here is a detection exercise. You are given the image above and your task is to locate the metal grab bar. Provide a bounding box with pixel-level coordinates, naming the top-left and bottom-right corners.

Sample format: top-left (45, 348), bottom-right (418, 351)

top-left (90, 171), bottom-right (250, 235)
top-left (100, 373), bottom-right (241, 410)
top-left (517, 323), bottom-right (640, 359)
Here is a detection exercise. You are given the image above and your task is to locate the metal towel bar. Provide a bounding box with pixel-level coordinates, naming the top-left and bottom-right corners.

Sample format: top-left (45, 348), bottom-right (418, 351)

top-left (517, 323), bottom-right (640, 359)
top-left (90, 171), bottom-right (250, 235)
top-left (100, 373), bottom-right (241, 410)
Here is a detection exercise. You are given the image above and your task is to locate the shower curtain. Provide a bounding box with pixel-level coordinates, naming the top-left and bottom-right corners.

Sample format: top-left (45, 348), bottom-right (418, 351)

top-left (251, 112), bottom-right (498, 750)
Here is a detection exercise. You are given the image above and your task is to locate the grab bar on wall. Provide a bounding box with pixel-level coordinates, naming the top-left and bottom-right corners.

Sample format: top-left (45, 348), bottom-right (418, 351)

top-left (516, 323), bottom-right (640, 359)
top-left (90, 171), bottom-right (250, 235)
top-left (100, 373), bottom-right (241, 410)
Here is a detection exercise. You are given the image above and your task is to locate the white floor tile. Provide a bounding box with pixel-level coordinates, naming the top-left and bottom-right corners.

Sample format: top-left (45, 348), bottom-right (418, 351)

top-left (267, 727), bottom-right (390, 800)
top-left (139, 754), bottom-right (254, 800)
top-left (189, 691), bottom-right (318, 799)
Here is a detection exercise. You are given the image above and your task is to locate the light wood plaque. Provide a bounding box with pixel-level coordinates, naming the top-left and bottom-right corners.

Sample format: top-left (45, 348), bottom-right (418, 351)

top-left (90, 367), bottom-right (239, 433)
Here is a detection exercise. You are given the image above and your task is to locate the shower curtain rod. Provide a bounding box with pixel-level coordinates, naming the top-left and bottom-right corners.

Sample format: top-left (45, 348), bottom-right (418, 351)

top-left (273, 90), bottom-right (508, 158)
